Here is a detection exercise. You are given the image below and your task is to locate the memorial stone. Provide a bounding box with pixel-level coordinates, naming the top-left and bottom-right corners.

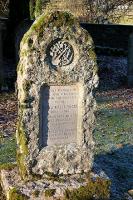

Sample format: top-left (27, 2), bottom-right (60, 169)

top-left (0, 12), bottom-right (112, 200)
top-left (16, 11), bottom-right (98, 179)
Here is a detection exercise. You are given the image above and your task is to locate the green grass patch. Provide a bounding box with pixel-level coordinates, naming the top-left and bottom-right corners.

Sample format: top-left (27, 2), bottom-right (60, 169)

top-left (0, 137), bottom-right (17, 165)
top-left (94, 96), bottom-right (133, 154)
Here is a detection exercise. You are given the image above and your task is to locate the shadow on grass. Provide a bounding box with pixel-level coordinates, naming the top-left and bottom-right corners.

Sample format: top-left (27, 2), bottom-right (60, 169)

top-left (94, 144), bottom-right (133, 200)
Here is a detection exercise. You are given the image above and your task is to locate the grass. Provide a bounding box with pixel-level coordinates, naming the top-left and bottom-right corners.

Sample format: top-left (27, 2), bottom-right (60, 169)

top-left (94, 108), bottom-right (133, 154)
top-left (94, 92), bottom-right (133, 200)
top-left (94, 91), bottom-right (133, 152)
top-left (0, 136), bottom-right (16, 164)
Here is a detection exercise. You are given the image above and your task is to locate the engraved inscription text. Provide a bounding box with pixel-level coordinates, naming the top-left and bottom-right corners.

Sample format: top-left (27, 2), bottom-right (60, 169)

top-left (42, 85), bottom-right (79, 146)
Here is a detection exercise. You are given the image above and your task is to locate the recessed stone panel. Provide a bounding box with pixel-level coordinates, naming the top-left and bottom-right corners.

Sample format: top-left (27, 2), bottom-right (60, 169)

top-left (40, 85), bottom-right (80, 147)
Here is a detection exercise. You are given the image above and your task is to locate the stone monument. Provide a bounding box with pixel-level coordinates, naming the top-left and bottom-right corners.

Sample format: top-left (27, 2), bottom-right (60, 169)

top-left (0, 12), bottom-right (111, 200)
top-left (16, 11), bottom-right (98, 179)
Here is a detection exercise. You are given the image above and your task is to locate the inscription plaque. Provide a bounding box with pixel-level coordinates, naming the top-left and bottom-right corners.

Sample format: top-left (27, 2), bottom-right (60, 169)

top-left (41, 85), bottom-right (79, 146)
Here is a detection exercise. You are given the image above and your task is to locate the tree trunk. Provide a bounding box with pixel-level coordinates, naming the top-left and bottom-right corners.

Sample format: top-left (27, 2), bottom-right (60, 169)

top-left (0, 22), bottom-right (4, 89)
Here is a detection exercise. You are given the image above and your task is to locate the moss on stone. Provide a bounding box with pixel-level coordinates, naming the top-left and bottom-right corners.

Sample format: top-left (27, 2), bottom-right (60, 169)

top-left (20, 80), bottom-right (34, 108)
top-left (16, 151), bottom-right (29, 180)
top-left (88, 48), bottom-right (98, 74)
top-left (29, 0), bottom-right (36, 20)
top-left (0, 176), bottom-right (6, 200)
top-left (32, 190), bottom-right (40, 197)
top-left (88, 48), bottom-right (97, 62)
top-left (17, 63), bottom-right (22, 73)
top-left (17, 129), bottom-right (28, 155)
top-left (22, 11), bottom-right (78, 44)
top-left (44, 189), bottom-right (56, 197)
top-left (16, 106), bottom-right (29, 180)
top-left (64, 177), bottom-right (111, 200)
top-left (16, 77), bottom-right (34, 180)
top-left (77, 177), bottom-right (86, 183)
top-left (8, 187), bottom-right (28, 200)
top-left (21, 50), bottom-right (29, 58)
top-left (45, 171), bottom-right (56, 177)
top-left (17, 121), bottom-right (28, 156)
top-left (44, 171), bottom-right (65, 183)
top-left (16, 127), bottom-right (28, 179)
top-left (35, 0), bottom-right (42, 18)
top-left (0, 163), bottom-right (17, 171)
top-left (93, 65), bottom-right (98, 74)
top-left (17, 63), bottom-right (24, 75)
top-left (23, 80), bottom-right (33, 93)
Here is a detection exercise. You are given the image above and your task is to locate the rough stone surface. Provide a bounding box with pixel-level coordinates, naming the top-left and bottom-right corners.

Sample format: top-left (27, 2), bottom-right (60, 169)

top-left (17, 11), bottom-right (98, 178)
top-left (128, 189), bottom-right (133, 197)
top-left (0, 166), bottom-right (109, 200)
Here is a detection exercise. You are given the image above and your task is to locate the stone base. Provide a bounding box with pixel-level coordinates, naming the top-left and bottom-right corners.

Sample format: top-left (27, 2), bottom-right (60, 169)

top-left (0, 165), bottom-right (110, 200)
